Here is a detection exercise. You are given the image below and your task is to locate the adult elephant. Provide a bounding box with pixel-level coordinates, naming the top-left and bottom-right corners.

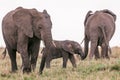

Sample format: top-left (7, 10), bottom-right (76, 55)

top-left (2, 7), bottom-right (54, 73)
top-left (39, 40), bottom-right (85, 74)
top-left (83, 9), bottom-right (116, 59)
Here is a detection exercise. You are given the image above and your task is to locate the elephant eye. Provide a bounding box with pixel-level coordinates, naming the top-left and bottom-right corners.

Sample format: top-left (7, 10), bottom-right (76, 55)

top-left (45, 15), bottom-right (49, 18)
top-left (39, 16), bottom-right (43, 19)
top-left (38, 25), bottom-right (42, 29)
top-left (44, 16), bottom-right (47, 19)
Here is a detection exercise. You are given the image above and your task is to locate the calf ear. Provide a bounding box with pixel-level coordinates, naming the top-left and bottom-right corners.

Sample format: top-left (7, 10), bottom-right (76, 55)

top-left (13, 9), bottom-right (33, 38)
top-left (62, 44), bottom-right (74, 55)
top-left (102, 9), bottom-right (116, 21)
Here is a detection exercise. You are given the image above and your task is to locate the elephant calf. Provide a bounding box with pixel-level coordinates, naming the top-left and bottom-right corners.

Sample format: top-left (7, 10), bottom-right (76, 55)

top-left (40, 40), bottom-right (85, 69)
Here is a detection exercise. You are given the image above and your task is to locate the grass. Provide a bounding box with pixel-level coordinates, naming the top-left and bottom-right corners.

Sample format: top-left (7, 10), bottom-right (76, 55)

top-left (0, 46), bottom-right (120, 80)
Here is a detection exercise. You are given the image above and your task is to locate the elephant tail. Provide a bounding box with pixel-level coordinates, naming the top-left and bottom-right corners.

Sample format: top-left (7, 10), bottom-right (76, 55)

top-left (80, 37), bottom-right (85, 45)
top-left (83, 35), bottom-right (89, 59)
top-left (2, 48), bottom-right (7, 59)
top-left (99, 26), bottom-right (112, 54)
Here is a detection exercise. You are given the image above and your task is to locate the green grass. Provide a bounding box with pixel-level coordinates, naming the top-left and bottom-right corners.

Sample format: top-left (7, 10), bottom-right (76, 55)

top-left (0, 47), bottom-right (120, 80)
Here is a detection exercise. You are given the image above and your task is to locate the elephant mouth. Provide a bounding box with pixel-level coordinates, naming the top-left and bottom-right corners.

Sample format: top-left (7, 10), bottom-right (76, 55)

top-left (52, 41), bottom-right (56, 47)
top-left (75, 50), bottom-right (85, 60)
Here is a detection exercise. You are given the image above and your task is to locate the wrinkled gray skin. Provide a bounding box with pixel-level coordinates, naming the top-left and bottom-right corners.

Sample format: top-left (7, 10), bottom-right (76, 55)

top-left (2, 7), bottom-right (53, 73)
top-left (84, 9), bottom-right (116, 59)
top-left (39, 40), bottom-right (85, 74)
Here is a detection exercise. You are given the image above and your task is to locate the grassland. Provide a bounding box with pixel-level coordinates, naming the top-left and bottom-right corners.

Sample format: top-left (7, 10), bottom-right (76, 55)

top-left (0, 47), bottom-right (120, 80)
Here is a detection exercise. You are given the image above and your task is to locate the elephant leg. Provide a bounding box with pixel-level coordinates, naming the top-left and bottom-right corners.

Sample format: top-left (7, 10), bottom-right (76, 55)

top-left (101, 43), bottom-right (109, 59)
top-left (7, 48), bottom-right (17, 72)
top-left (19, 44), bottom-right (31, 73)
top-left (45, 57), bottom-right (51, 68)
top-left (101, 45), bottom-right (105, 58)
top-left (62, 52), bottom-right (69, 68)
top-left (29, 39), bottom-right (40, 71)
top-left (105, 47), bottom-right (109, 59)
top-left (21, 50), bottom-right (31, 70)
top-left (69, 54), bottom-right (76, 68)
top-left (94, 47), bottom-right (100, 59)
top-left (21, 51), bottom-right (31, 73)
top-left (17, 32), bottom-right (31, 73)
top-left (89, 40), bottom-right (98, 59)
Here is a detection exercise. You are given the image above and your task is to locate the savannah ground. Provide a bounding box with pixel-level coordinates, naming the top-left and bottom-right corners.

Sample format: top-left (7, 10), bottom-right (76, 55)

top-left (0, 47), bottom-right (120, 80)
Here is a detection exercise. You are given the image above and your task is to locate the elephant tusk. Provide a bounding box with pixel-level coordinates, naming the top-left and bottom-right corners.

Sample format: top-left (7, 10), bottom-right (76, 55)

top-left (41, 41), bottom-right (45, 47)
top-left (52, 41), bottom-right (56, 47)
top-left (40, 47), bottom-right (44, 54)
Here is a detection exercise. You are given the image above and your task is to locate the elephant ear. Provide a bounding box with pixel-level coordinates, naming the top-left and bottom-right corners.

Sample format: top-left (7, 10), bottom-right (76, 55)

top-left (84, 10), bottom-right (93, 26)
top-left (62, 43), bottom-right (74, 55)
top-left (43, 9), bottom-right (48, 14)
top-left (13, 9), bottom-right (33, 38)
top-left (102, 9), bottom-right (116, 21)
top-left (29, 8), bottom-right (39, 17)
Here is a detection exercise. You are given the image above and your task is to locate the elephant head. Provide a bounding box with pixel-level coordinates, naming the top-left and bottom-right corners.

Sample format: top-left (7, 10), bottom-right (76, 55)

top-left (70, 41), bottom-right (85, 60)
top-left (13, 7), bottom-right (53, 47)
top-left (61, 40), bottom-right (85, 60)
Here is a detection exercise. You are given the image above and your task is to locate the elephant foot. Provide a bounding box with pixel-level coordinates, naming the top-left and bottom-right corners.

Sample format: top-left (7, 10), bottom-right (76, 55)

top-left (95, 56), bottom-right (100, 60)
top-left (101, 54), bottom-right (105, 58)
top-left (72, 64), bottom-right (77, 68)
top-left (46, 65), bottom-right (50, 68)
top-left (89, 54), bottom-right (94, 60)
top-left (39, 71), bottom-right (42, 75)
top-left (23, 67), bottom-right (31, 74)
top-left (89, 56), bottom-right (93, 60)
top-left (105, 56), bottom-right (110, 60)
top-left (81, 57), bottom-right (86, 60)
top-left (10, 70), bottom-right (18, 73)
top-left (31, 64), bottom-right (36, 71)
top-left (101, 55), bottom-right (110, 60)
top-left (73, 66), bottom-right (77, 68)
top-left (62, 66), bottom-right (67, 68)
top-left (11, 67), bottom-right (18, 73)
top-left (46, 66), bottom-right (50, 68)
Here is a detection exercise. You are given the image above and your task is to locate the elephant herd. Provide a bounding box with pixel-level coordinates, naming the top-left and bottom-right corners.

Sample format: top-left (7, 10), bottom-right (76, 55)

top-left (1, 7), bottom-right (116, 74)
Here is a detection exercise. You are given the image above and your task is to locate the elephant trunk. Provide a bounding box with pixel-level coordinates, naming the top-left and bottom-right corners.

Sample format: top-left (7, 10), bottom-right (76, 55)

top-left (78, 50), bottom-right (86, 60)
top-left (83, 37), bottom-right (89, 59)
top-left (40, 29), bottom-right (54, 74)
top-left (42, 30), bottom-right (54, 48)
top-left (39, 55), bottom-right (46, 74)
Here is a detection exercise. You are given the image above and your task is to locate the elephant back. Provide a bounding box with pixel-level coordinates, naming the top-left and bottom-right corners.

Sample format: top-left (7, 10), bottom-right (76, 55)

top-left (2, 7), bottom-right (23, 22)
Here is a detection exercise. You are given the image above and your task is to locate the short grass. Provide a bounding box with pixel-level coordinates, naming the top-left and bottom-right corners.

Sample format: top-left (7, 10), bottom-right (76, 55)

top-left (0, 46), bottom-right (120, 80)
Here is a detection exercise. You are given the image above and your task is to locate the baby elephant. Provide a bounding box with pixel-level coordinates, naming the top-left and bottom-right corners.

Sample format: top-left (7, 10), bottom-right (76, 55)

top-left (40, 40), bottom-right (85, 69)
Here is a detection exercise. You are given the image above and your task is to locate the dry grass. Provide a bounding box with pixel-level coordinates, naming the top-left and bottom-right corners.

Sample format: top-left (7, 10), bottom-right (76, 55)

top-left (0, 47), bottom-right (120, 80)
